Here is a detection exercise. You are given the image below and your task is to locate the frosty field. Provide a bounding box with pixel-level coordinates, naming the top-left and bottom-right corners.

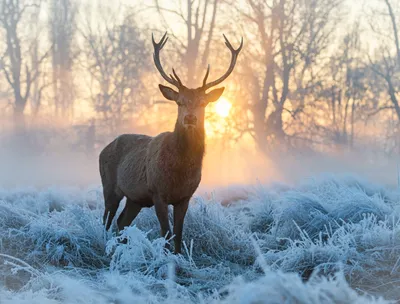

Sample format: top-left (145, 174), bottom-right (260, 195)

top-left (0, 175), bottom-right (399, 303)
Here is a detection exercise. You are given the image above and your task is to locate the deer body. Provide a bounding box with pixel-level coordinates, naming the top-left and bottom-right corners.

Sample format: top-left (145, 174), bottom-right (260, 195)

top-left (101, 128), bottom-right (204, 207)
top-left (146, 129), bottom-right (204, 204)
top-left (100, 134), bottom-right (152, 208)
top-left (100, 32), bottom-right (242, 253)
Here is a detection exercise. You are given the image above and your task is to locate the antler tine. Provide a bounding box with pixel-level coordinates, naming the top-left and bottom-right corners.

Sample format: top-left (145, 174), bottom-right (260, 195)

top-left (202, 64), bottom-right (210, 87)
top-left (152, 32), bottom-right (168, 49)
top-left (152, 32), bottom-right (181, 88)
top-left (172, 68), bottom-right (183, 86)
top-left (223, 34), bottom-right (243, 52)
top-left (202, 35), bottom-right (243, 90)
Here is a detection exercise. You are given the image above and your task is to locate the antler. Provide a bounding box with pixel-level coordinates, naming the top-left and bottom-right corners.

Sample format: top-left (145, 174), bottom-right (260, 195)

top-left (152, 32), bottom-right (183, 88)
top-left (202, 34), bottom-right (243, 90)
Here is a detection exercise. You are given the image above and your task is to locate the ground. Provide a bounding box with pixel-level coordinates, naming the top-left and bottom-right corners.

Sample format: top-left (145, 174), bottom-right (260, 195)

top-left (0, 175), bottom-right (397, 303)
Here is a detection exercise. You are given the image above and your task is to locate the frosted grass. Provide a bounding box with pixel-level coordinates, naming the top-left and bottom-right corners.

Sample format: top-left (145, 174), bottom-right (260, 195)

top-left (0, 176), bottom-right (397, 303)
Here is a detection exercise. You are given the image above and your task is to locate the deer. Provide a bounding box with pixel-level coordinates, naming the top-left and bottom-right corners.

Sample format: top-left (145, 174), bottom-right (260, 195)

top-left (99, 32), bottom-right (242, 254)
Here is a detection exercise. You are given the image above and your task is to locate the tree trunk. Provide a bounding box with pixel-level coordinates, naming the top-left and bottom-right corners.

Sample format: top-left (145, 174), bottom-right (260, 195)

top-left (13, 99), bottom-right (28, 151)
top-left (13, 106), bottom-right (25, 133)
top-left (384, 0), bottom-right (400, 66)
top-left (266, 107), bottom-right (285, 141)
top-left (255, 106), bottom-right (286, 154)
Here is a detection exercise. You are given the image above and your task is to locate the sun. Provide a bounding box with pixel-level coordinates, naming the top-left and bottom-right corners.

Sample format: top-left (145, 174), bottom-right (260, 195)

top-left (205, 96), bottom-right (233, 137)
top-left (214, 97), bottom-right (232, 118)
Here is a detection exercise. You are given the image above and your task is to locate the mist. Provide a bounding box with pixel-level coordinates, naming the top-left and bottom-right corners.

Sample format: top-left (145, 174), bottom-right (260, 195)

top-left (1, 128), bottom-right (399, 192)
top-left (0, 0), bottom-right (399, 191)
top-left (1, 0), bottom-right (400, 303)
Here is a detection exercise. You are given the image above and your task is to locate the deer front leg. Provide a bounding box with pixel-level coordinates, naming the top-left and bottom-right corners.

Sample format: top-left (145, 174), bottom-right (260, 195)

top-left (154, 198), bottom-right (172, 251)
top-left (173, 198), bottom-right (189, 254)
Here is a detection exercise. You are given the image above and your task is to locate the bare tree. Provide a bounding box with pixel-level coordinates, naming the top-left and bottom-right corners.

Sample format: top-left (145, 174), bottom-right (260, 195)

top-left (235, 0), bottom-right (342, 153)
top-left (0, 0), bottom-right (48, 133)
top-left (49, 0), bottom-right (76, 120)
top-left (80, 9), bottom-right (149, 136)
top-left (315, 24), bottom-right (368, 150)
top-left (384, 0), bottom-right (400, 66)
top-left (368, 0), bottom-right (400, 117)
top-left (366, 0), bottom-right (400, 153)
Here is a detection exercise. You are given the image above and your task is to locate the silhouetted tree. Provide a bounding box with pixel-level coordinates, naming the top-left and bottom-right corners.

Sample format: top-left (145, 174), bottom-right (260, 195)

top-left (236, 0), bottom-right (343, 153)
top-left (81, 9), bottom-right (149, 135)
top-left (50, 0), bottom-right (76, 120)
top-left (0, 0), bottom-right (49, 134)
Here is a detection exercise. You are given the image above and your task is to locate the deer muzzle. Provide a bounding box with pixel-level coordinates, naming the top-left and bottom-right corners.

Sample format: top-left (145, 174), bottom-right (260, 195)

top-left (184, 114), bottom-right (197, 126)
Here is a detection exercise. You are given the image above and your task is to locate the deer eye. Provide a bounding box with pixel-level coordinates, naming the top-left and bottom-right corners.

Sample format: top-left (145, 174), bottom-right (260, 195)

top-left (196, 98), bottom-right (204, 106)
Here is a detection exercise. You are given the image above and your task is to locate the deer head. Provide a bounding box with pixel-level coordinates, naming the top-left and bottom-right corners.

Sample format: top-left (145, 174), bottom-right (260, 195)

top-left (152, 32), bottom-right (243, 130)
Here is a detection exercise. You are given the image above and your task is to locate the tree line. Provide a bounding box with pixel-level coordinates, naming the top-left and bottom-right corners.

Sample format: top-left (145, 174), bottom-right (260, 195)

top-left (0, 0), bottom-right (399, 157)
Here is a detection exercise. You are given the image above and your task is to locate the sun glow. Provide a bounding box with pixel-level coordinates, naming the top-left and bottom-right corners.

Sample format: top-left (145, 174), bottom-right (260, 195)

top-left (214, 97), bottom-right (232, 118)
top-left (205, 97), bottom-right (233, 137)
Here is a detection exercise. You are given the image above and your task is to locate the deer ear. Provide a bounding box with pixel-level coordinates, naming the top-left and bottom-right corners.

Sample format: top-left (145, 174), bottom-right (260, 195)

top-left (206, 87), bottom-right (225, 103)
top-left (159, 84), bottom-right (179, 101)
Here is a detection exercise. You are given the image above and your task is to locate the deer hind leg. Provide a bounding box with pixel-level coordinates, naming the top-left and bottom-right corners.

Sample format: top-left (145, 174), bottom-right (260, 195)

top-left (117, 199), bottom-right (142, 231)
top-left (103, 190), bottom-right (123, 230)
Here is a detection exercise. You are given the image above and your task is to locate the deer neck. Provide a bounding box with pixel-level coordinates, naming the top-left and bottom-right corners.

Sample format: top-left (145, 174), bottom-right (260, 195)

top-left (173, 120), bottom-right (205, 160)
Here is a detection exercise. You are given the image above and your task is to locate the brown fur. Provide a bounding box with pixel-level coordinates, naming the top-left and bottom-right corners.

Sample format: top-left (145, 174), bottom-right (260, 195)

top-left (99, 33), bottom-right (242, 254)
top-left (99, 86), bottom-right (223, 253)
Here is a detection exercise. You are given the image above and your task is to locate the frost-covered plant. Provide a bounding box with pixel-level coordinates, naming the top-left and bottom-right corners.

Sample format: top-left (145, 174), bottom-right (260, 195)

top-left (211, 271), bottom-right (388, 304)
top-left (106, 226), bottom-right (171, 275)
top-left (182, 198), bottom-right (255, 266)
top-left (0, 194), bottom-right (108, 269)
top-left (2, 176), bottom-right (400, 302)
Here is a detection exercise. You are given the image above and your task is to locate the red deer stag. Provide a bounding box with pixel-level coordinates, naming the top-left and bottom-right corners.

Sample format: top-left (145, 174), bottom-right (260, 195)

top-left (99, 32), bottom-right (242, 253)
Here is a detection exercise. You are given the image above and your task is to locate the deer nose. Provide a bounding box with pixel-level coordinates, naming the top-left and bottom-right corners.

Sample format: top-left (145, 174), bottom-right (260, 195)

top-left (184, 114), bottom-right (197, 125)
